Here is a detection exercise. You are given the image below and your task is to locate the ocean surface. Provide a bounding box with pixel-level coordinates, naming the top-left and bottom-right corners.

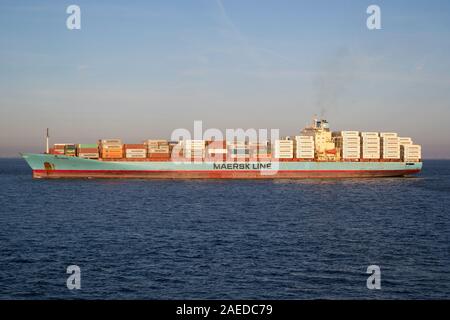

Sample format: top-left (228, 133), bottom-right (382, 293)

top-left (0, 158), bottom-right (449, 300)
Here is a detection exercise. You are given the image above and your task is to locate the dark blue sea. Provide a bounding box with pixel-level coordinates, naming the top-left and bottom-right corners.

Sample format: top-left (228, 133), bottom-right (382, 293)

top-left (0, 158), bottom-right (449, 299)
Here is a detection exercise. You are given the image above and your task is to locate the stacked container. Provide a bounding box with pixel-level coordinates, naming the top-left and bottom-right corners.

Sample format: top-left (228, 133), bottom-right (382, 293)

top-left (335, 131), bottom-right (360, 160)
top-left (145, 140), bottom-right (170, 160)
top-left (294, 136), bottom-right (315, 159)
top-left (401, 145), bottom-right (421, 162)
top-left (360, 132), bottom-right (380, 160)
top-left (51, 144), bottom-right (66, 155)
top-left (206, 141), bottom-right (227, 161)
top-left (380, 133), bottom-right (400, 160)
top-left (64, 144), bottom-right (77, 157)
top-left (169, 141), bottom-right (183, 159)
top-left (100, 139), bottom-right (123, 159)
top-left (399, 137), bottom-right (413, 146)
top-left (228, 141), bottom-right (249, 160)
top-left (124, 144), bottom-right (146, 159)
top-left (273, 139), bottom-right (294, 159)
top-left (77, 144), bottom-right (99, 159)
top-left (183, 140), bottom-right (205, 160)
top-left (249, 141), bottom-right (270, 160)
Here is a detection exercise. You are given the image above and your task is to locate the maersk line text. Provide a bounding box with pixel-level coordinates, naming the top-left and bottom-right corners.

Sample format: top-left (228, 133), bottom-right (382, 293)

top-left (213, 163), bottom-right (272, 170)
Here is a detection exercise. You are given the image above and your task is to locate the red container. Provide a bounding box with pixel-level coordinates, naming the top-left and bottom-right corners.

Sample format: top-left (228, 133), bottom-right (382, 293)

top-left (148, 153), bottom-right (170, 159)
top-left (77, 148), bottom-right (99, 153)
top-left (50, 148), bottom-right (65, 155)
top-left (205, 154), bottom-right (227, 161)
top-left (206, 141), bottom-right (227, 148)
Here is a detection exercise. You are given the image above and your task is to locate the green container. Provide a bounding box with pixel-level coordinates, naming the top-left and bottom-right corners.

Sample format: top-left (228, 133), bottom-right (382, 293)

top-left (77, 144), bottom-right (98, 148)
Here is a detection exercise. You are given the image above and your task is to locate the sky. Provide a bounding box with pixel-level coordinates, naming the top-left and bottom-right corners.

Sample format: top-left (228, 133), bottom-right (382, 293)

top-left (0, 0), bottom-right (450, 157)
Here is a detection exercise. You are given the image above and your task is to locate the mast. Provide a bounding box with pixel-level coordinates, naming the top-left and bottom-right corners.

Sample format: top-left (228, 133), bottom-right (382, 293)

top-left (46, 128), bottom-right (49, 154)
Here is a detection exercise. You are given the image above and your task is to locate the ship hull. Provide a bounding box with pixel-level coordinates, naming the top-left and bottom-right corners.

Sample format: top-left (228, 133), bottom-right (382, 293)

top-left (22, 154), bottom-right (422, 179)
top-left (31, 169), bottom-right (420, 179)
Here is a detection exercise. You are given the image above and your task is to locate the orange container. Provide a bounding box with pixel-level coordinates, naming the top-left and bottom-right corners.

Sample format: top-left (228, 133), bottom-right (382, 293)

top-left (124, 144), bottom-right (146, 149)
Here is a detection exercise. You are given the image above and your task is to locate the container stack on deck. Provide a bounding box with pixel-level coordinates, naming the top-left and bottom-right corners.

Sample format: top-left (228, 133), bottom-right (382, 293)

top-left (169, 141), bottom-right (183, 159)
top-left (64, 144), bottom-right (77, 157)
top-left (46, 119), bottom-right (422, 164)
top-left (274, 139), bottom-right (294, 159)
top-left (206, 140), bottom-right (227, 161)
top-left (182, 140), bottom-right (205, 160)
top-left (99, 139), bottom-right (123, 159)
top-left (145, 140), bottom-right (170, 160)
top-left (401, 145), bottom-right (421, 162)
top-left (294, 136), bottom-right (315, 160)
top-left (124, 144), bottom-right (146, 159)
top-left (228, 141), bottom-right (249, 160)
top-left (361, 132), bottom-right (380, 160)
top-left (334, 131), bottom-right (360, 161)
top-left (51, 144), bottom-right (66, 155)
top-left (77, 144), bottom-right (99, 159)
top-left (399, 137), bottom-right (413, 146)
top-left (380, 133), bottom-right (400, 160)
top-left (398, 136), bottom-right (421, 162)
top-left (249, 141), bottom-right (270, 160)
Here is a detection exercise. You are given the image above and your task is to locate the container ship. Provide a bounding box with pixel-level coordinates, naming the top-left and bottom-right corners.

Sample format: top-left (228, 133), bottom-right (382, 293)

top-left (22, 119), bottom-right (422, 179)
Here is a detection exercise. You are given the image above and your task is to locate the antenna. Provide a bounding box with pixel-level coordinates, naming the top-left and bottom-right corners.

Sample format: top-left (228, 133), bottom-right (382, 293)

top-left (46, 128), bottom-right (49, 154)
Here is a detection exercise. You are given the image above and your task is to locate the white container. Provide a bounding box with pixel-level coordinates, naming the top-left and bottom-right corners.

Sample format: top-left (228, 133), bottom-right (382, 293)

top-left (361, 136), bottom-right (380, 158)
top-left (207, 148), bottom-right (228, 154)
top-left (126, 154), bottom-right (146, 158)
top-left (342, 155), bottom-right (360, 159)
top-left (399, 137), bottom-right (413, 146)
top-left (275, 140), bottom-right (294, 146)
top-left (381, 137), bottom-right (399, 145)
top-left (184, 146), bottom-right (205, 156)
top-left (361, 132), bottom-right (379, 137)
top-left (362, 139), bottom-right (380, 145)
top-left (101, 144), bottom-right (122, 150)
top-left (295, 139), bottom-right (315, 158)
top-left (145, 139), bottom-right (168, 144)
top-left (148, 148), bottom-right (169, 152)
top-left (274, 140), bottom-right (293, 158)
top-left (295, 136), bottom-right (315, 141)
top-left (78, 153), bottom-right (99, 159)
top-left (126, 154), bottom-right (146, 159)
top-left (382, 137), bottom-right (400, 159)
top-left (341, 131), bottom-right (359, 137)
top-left (296, 146), bottom-right (314, 150)
top-left (184, 140), bottom-right (205, 145)
top-left (361, 143), bottom-right (380, 158)
top-left (362, 150), bottom-right (380, 155)
top-left (342, 135), bottom-right (360, 140)
top-left (380, 132), bottom-right (398, 138)
top-left (361, 154), bottom-right (380, 159)
top-left (401, 145), bottom-right (421, 161)
top-left (101, 139), bottom-right (122, 145)
top-left (183, 140), bottom-right (205, 157)
top-left (296, 151), bottom-right (314, 159)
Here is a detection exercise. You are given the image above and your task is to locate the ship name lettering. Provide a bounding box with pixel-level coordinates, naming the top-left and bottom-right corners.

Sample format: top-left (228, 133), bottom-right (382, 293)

top-left (213, 163), bottom-right (272, 170)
